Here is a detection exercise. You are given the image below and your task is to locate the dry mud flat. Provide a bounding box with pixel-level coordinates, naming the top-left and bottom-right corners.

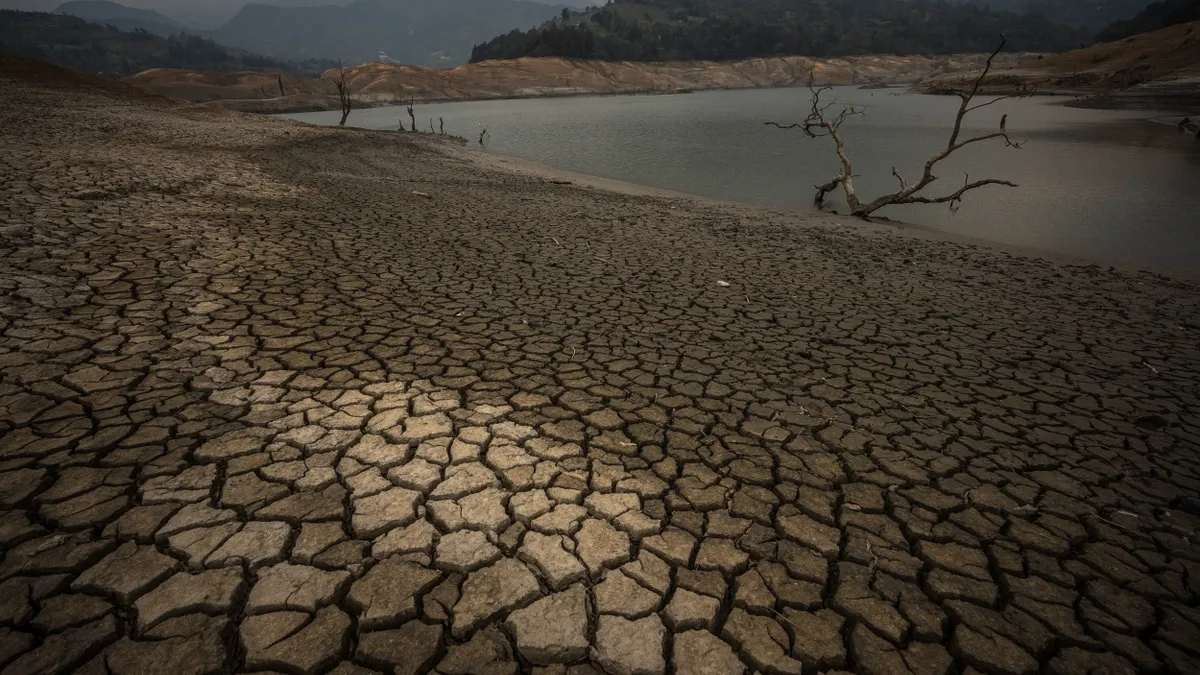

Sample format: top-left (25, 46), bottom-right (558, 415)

top-left (1, 57), bottom-right (1200, 675)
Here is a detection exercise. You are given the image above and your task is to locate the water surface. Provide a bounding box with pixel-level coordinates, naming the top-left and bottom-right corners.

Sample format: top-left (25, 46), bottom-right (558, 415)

top-left (284, 89), bottom-right (1200, 273)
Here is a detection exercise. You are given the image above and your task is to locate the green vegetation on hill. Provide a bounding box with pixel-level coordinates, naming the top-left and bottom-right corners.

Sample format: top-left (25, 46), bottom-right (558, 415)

top-left (1096, 0), bottom-right (1200, 42)
top-left (469, 0), bottom-right (1092, 63)
top-left (953, 0), bottom-right (1150, 32)
top-left (0, 10), bottom-right (331, 77)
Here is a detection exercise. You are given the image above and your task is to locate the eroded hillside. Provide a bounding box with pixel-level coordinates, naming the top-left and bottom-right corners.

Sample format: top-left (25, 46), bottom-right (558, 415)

top-left (125, 52), bottom-right (1037, 113)
top-left (925, 20), bottom-right (1200, 110)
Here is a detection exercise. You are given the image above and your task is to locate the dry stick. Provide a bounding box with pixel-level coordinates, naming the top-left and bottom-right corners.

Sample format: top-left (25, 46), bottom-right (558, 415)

top-left (333, 61), bottom-right (352, 127)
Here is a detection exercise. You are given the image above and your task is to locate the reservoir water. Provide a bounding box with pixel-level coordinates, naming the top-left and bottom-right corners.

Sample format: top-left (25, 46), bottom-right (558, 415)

top-left (283, 88), bottom-right (1200, 274)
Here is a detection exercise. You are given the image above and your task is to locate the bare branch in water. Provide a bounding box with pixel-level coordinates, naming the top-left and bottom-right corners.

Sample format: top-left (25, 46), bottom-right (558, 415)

top-left (765, 36), bottom-right (1024, 218)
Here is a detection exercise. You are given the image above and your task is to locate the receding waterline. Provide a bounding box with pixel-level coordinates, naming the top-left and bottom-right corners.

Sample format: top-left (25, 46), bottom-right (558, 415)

top-left (283, 88), bottom-right (1200, 273)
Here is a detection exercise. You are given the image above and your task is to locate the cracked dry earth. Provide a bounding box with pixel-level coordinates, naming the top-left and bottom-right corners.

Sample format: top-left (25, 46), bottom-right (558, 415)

top-left (2, 58), bottom-right (1200, 675)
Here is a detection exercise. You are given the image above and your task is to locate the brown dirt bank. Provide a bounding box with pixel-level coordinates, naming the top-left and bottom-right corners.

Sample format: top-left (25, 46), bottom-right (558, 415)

top-left (925, 21), bottom-right (1200, 112)
top-left (3, 54), bottom-right (1200, 675)
top-left (124, 52), bottom-right (1038, 114)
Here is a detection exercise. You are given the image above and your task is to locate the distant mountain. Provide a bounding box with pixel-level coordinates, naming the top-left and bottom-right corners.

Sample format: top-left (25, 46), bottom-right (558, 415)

top-left (1096, 0), bottom-right (1200, 42)
top-left (470, 0), bottom-right (1091, 63)
top-left (209, 0), bottom-right (569, 67)
top-left (0, 10), bottom-right (332, 76)
top-left (953, 0), bottom-right (1151, 33)
top-left (55, 0), bottom-right (181, 36)
top-left (4, 0), bottom-right (358, 30)
top-left (124, 0), bottom-right (357, 30)
top-left (10, 0), bottom-right (591, 30)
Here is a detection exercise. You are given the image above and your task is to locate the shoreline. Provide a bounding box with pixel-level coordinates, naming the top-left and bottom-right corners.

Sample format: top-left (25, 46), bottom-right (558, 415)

top-left (421, 125), bottom-right (1199, 283)
top-left (215, 83), bottom-right (1195, 116)
top-left (205, 86), bottom-right (719, 115)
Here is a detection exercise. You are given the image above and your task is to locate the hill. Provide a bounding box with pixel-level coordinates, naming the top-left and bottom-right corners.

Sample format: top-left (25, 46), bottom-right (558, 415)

top-left (209, 0), bottom-right (569, 67)
top-left (469, 0), bottom-right (1090, 63)
top-left (0, 10), bottom-right (332, 77)
top-left (954, 0), bottom-right (1151, 33)
top-left (1096, 0), bottom-right (1200, 42)
top-left (925, 20), bottom-right (1200, 111)
top-left (55, 0), bottom-right (180, 36)
top-left (124, 51), bottom-right (1036, 111)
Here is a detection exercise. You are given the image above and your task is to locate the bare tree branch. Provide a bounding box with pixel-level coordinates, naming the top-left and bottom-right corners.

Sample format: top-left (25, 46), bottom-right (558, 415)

top-left (333, 61), bottom-right (352, 127)
top-left (814, 176), bottom-right (844, 208)
top-left (765, 35), bottom-right (1024, 218)
top-left (764, 121), bottom-right (808, 131)
top-left (901, 174), bottom-right (1018, 206)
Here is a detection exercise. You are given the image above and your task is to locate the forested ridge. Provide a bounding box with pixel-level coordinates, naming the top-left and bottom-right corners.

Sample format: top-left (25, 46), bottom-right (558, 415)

top-left (470, 0), bottom-right (1093, 63)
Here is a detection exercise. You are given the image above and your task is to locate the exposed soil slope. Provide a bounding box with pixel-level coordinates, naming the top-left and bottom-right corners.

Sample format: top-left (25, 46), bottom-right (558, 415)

top-left (124, 52), bottom-right (1036, 113)
top-left (926, 20), bottom-right (1200, 110)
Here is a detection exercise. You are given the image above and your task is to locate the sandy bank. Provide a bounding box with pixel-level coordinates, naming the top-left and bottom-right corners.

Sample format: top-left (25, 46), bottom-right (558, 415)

top-left (124, 52), bottom-right (1038, 114)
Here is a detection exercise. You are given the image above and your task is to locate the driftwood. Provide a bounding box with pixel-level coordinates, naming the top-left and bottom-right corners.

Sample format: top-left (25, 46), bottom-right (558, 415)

top-left (767, 36), bottom-right (1027, 217)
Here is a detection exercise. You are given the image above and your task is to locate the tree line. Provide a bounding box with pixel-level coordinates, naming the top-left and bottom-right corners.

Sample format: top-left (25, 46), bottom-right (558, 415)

top-left (1095, 0), bottom-right (1199, 42)
top-left (470, 0), bottom-right (1092, 63)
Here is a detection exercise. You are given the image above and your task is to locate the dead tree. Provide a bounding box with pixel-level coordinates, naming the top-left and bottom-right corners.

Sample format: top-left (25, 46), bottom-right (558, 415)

top-left (406, 98), bottom-right (417, 132)
top-left (333, 62), bottom-right (352, 127)
top-left (429, 118), bottom-right (435, 133)
top-left (439, 117), bottom-right (445, 135)
top-left (766, 36), bottom-right (1026, 218)
top-left (278, 74), bottom-right (285, 97)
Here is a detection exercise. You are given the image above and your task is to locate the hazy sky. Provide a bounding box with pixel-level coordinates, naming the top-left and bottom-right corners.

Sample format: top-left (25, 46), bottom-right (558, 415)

top-left (0, 0), bottom-right (353, 28)
top-left (0, 0), bottom-right (579, 26)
